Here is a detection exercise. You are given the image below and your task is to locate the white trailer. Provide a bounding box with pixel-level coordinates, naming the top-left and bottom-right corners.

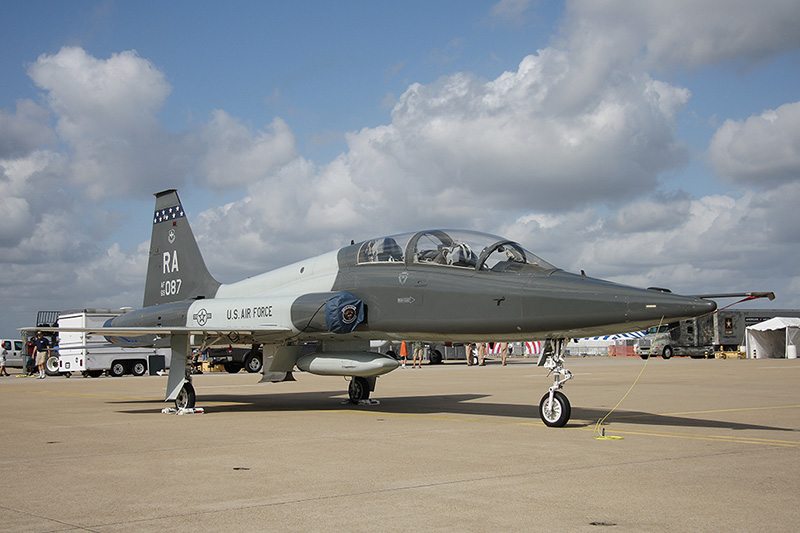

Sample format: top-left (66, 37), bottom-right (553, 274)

top-left (57, 309), bottom-right (170, 377)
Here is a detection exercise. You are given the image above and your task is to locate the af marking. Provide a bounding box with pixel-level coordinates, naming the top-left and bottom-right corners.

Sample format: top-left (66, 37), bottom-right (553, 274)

top-left (160, 278), bottom-right (182, 297)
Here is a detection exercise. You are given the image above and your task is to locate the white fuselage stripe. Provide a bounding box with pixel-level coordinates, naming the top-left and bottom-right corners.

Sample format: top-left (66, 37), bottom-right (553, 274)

top-left (214, 250), bottom-right (340, 299)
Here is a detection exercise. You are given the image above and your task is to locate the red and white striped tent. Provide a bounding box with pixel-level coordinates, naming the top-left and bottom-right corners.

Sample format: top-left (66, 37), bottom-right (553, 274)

top-left (480, 342), bottom-right (542, 355)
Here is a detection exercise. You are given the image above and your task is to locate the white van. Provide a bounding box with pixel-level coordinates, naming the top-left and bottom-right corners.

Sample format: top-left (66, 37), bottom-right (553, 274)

top-left (1, 339), bottom-right (27, 368)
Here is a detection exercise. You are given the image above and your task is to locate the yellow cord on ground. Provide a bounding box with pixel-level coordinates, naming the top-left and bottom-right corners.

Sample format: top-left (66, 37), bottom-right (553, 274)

top-left (593, 317), bottom-right (664, 440)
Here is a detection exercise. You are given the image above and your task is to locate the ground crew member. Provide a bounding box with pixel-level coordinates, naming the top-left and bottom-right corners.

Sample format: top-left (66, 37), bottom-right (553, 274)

top-left (33, 332), bottom-right (50, 379)
top-left (413, 341), bottom-right (424, 368)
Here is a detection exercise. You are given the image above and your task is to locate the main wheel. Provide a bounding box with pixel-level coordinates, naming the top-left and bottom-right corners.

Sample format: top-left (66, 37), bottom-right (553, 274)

top-left (348, 377), bottom-right (370, 404)
top-left (109, 361), bottom-right (126, 377)
top-left (45, 355), bottom-right (61, 376)
top-left (662, 346), bottom-right (673, 359)
top-left (539, 391), bottom-right (571, 427)
top-left (429, 350), bottom-right (443, 365)
top-left (175, 382), bottom-right (196, 410)
top-left (244, 352), bottom-right (263, 373)
top-left (223, 362), bottom-right (242, 373)
top-left (131, 361), bottom-right (147, 376)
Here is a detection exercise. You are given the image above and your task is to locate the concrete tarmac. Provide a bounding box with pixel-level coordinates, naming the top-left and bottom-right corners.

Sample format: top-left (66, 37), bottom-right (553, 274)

top-left (1, 356), bottom-right (798, 532)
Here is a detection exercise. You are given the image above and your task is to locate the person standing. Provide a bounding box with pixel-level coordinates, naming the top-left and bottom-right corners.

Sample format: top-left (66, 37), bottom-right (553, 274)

top-left (465, 343), bottom-right (473, 366)
top-left (400, 341), bottom-right (408, 369)
top-left (33, 332), bottom-right (50, 379)
top-left (0, 346), bottom-right (9, 376)
top-left (477, 342), bottom-right (486, 366)
top-left (500, 342), bottom-right (509, 366)
top-left (25, 339), bottom-right (36, 376)
top-left (412, 341), bottom-right (424, 368)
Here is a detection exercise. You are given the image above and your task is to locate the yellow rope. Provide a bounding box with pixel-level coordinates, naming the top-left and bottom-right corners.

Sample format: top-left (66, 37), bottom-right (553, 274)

top-left (593, 317), bottom-right (664, 440)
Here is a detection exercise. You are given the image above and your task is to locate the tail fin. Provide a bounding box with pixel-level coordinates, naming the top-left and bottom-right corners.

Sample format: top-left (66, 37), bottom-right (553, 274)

top-left (143, 189), bottom-right (221, 307)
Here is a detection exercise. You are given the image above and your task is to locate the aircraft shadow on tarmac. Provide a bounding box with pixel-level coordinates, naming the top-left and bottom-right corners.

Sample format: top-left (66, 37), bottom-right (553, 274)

top-left (111, 391), bottom-right (795, 433)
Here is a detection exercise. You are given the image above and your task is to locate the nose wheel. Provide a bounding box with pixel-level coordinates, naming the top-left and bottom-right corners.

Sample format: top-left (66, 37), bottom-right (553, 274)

top-left (539, 390), bottom-right (571, 427)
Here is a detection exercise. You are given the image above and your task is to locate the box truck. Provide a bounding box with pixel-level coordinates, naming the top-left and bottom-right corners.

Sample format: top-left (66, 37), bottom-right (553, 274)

top-left (635, 309), bottom-right (800, 359)
top-left (57, 309), bottom-right (170, 377)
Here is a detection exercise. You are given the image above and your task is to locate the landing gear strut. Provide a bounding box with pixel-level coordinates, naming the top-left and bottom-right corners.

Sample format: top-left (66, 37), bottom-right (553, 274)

top-left (538, 339), bottom-right (573, 427)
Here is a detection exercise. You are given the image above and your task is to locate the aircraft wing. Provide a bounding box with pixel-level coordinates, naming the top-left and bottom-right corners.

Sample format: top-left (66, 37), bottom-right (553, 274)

top-left (25, 326), bottom-right (291, 336)
top-left (21, 325), bottom-right (295, 347)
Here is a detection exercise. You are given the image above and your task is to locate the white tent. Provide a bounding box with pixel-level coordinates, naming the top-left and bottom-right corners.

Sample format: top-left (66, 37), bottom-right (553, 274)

top-left (746, 317), bottom-right (800, 359)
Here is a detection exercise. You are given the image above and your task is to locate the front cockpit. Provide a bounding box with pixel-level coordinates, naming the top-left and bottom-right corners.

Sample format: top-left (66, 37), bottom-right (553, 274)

top-left (354, 229), bottom-right (557, 274)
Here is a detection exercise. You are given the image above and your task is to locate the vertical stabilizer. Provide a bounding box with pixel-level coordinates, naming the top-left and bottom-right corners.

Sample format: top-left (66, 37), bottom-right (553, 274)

top-left (143, 189), bottom-right (220, 307)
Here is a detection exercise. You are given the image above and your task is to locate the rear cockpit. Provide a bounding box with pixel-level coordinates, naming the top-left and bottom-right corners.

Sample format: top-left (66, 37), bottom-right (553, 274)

top-left (355, 229), bottom-right (557, 274)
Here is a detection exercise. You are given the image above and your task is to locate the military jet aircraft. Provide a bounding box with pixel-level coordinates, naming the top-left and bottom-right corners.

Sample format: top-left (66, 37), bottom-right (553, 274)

top-left (46, 189), bottom-right (720, 426)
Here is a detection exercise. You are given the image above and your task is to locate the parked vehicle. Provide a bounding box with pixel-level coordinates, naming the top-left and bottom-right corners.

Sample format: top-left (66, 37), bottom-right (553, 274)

top-left (14, 311), bottom-right (61, 375)
top-left (57, 309), bottom-right (169, 377)
top-left (372, 341), bottom-right (467, 364)
top-left (207, 345), bottom-right (263, 373)
top-left (1, 339), bottom-right (25, 368)
top-left (635, 308), bottom-right (800, 359)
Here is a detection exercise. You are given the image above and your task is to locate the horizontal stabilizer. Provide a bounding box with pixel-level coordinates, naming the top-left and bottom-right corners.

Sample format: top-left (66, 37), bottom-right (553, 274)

top-left (23, 326), bottom-right (292, 336)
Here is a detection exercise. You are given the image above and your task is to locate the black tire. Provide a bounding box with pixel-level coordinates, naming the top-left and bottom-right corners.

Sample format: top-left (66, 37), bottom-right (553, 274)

top-left (175, 382), bottom-right (196, 409)
top-left (539, 391), bottom-right (571, 427)
top-left (662, 346), bottom-right (673, 360)
top-left (223, 362), bottom-right (242, 373)
top-left (131, 360), bottom-right (147, 376)
top-left (109, 361), bottom-right (126, 377)
top-left (244, 352), bottom-right (263, 373)
top-left (429, 350), bottom-right (443, 365)
top-left (45, 355), bottom-right (61, 376)
top-left (348, 377), bottom-right (370, 404)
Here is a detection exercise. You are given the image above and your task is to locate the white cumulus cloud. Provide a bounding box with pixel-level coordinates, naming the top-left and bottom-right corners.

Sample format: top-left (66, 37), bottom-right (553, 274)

top-left (27, 47), bottom-right (182, 200)
top-left (707, 101), bottom-right (800, 187)
top-left (564, 0), bottom-right (800, 70)
top-left (192, 112), bottom-right (297, 189)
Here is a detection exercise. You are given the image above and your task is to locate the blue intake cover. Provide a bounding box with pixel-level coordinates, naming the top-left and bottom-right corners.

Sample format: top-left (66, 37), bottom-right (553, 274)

top-left (324, 292), bottom-right (365, 333)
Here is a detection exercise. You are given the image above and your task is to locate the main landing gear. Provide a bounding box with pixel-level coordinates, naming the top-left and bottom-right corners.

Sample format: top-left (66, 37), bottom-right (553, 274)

top-left (537, 339), bottom-right (573, 427)
top-left (347, 376), bottom-right (373, 404)
top-left (175, 380), bottom-right (196, 410)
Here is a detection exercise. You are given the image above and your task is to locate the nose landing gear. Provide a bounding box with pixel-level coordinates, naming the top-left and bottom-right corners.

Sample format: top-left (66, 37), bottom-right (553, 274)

top-left (537, 339), bottom-right (573, 427)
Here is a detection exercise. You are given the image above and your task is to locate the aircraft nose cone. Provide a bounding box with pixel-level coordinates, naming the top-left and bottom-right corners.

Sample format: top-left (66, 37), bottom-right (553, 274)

top-left (646, 293), bottom-right (717, 321)
top-left (698, 298), bottom-right (717, 315)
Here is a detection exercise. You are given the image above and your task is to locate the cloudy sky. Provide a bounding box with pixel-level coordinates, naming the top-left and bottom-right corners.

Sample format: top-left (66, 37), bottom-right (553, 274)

top-left (1, 0), bottom-right (800, 337)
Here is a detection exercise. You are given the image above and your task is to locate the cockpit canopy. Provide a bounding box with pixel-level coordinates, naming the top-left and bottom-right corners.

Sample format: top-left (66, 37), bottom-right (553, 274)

top-left (356, 229), bottom-right (557, 274)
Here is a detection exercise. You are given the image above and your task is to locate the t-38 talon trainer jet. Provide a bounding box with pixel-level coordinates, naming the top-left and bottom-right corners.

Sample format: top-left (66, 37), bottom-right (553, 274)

top-left (43, 190), bottom-right (722, 426)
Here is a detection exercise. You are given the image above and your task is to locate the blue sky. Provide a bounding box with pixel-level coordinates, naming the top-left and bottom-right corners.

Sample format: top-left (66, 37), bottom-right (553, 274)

top-left (1, 0), bottom-right (800, 337)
